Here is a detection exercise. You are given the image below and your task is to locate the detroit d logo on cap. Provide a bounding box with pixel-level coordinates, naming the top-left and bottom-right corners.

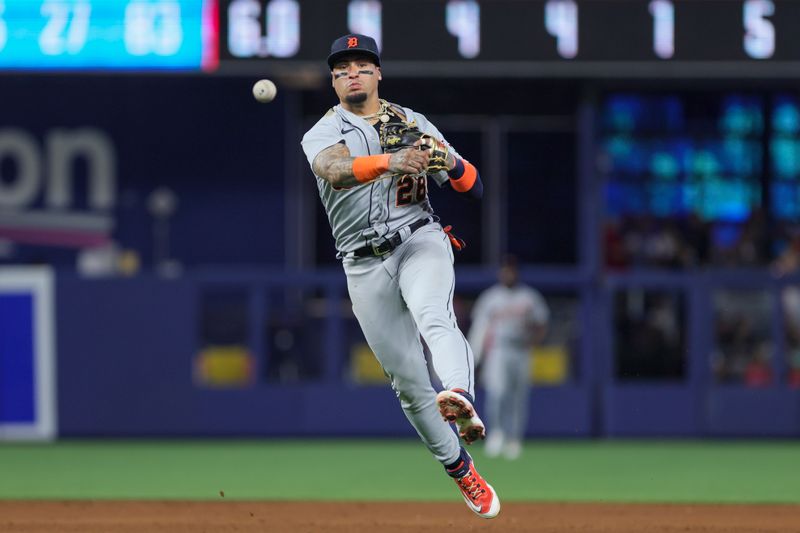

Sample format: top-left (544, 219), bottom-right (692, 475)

top-left (347, 37), bottom-right (358, 48)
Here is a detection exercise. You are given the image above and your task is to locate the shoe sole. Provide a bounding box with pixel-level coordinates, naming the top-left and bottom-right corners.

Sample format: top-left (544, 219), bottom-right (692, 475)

top-left (436, 391), bottom-right (486, 444)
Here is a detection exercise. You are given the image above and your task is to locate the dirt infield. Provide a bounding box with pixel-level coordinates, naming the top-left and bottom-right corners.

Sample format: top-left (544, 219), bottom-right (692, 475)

top-left (1, 501), bottom-right (798, 532)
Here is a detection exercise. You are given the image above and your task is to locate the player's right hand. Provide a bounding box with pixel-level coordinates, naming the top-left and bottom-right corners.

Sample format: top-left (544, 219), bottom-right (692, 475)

top-left (388, 145), bottom-right (430, 175)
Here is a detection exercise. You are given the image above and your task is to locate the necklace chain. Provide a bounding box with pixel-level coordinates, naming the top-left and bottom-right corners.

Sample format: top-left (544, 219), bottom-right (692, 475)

top-left (359, 99), bottom-right (391, 122)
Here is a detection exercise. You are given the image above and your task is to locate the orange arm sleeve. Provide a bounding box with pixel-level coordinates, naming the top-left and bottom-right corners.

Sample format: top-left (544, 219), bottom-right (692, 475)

top-left (353, 154), bottom-right (391, 183)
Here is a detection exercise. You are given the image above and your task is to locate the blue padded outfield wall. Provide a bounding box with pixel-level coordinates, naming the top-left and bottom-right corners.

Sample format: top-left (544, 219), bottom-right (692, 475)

top-left (54, 270), bottom-right (800, 438)
top-left (3, 73), bottom-right (800, 439)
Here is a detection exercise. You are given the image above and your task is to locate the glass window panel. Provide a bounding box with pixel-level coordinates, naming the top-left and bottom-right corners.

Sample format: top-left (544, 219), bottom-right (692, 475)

top-left (195, 288), bottom-right (255, 389)
top-left (264, 288), bottom-right (326, 383)
top-left (781, 285), bottom-right (800, 388)
top-left (712, 289), bottom-right (773, 386)
top-left (613, 289), bottom-right (686, 381)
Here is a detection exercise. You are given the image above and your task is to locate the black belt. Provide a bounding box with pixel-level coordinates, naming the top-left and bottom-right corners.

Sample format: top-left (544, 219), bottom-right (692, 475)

top-left (351, 217), bottom-right (431, 258)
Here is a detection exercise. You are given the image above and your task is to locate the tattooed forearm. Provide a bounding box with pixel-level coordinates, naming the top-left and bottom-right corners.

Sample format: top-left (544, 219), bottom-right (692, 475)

top-left (313, 142), bottom-right (431, 188)
top-left (312, 143), bottom-right (363, 188)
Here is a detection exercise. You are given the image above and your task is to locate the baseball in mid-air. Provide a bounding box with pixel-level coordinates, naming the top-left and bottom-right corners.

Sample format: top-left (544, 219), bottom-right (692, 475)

top-left (252, 79), bottom-right (277, 103)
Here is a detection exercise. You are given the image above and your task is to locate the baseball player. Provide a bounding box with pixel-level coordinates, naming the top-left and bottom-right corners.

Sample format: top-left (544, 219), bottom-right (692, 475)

top-left (301, 34), bottom-right (499, 519)
top-left (468, 255), bottom-right (550, 460)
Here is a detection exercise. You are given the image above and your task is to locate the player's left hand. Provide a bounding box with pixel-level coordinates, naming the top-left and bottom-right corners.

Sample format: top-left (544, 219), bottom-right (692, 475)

top-left (417, 134), bottom-right (451, 172)
top-left (381, 124), bottom-right (450, 173)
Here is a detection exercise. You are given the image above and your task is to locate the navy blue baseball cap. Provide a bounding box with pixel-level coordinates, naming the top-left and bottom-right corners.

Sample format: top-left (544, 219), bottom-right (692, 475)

top-left (327, 34), bottom-right (380, 69)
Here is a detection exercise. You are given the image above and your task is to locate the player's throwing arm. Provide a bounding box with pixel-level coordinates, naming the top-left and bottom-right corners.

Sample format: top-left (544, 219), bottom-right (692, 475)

top-left (312, 140), bottom-right (431, 189)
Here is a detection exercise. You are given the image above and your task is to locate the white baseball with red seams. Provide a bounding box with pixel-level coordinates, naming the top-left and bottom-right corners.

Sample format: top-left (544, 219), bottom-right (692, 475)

top-left (252, 79), bottom-right (277, 103)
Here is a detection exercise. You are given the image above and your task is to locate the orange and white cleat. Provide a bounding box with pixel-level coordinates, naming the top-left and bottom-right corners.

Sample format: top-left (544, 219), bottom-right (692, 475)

top-left (450, 456), bottom-right (501, 519)
top-left (436, 389), bottom-right (486, 444)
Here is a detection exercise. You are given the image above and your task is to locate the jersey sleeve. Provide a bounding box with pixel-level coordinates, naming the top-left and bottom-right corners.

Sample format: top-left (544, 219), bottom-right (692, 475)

top-left (301, 117), bottom-right (344, 172)
top-left (528, 289), bottom-right (550, 325)
top-left (467, 291), bottom-right (493, 364)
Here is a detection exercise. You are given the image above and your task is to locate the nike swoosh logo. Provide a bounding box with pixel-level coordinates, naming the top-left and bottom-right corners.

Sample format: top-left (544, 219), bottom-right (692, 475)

top-left (462, 494), bottom-right (482, 513)
top-left (341, 128), bottom-right (355, 134)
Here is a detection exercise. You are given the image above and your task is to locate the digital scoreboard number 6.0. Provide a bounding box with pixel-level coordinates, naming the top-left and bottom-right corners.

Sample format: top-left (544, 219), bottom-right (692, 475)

top-left (220, 0), bottom-right (798, 64)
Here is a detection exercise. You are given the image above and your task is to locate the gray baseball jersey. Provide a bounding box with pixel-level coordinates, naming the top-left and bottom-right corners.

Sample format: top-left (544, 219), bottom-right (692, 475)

top-left (469, 284), bottom-right (550, 361)
top-left (301, 101), bottom-right (475, 467)
top-left (469, 284), bottom-right (549, 448)
top-left (301, 102), bottom-right (460, 254)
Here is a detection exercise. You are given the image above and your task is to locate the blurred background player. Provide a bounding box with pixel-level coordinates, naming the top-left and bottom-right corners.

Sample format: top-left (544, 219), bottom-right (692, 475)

top-left (469, 255), bottom-right (550, 460)
top-left (300, 34), bottom-right (498, 519)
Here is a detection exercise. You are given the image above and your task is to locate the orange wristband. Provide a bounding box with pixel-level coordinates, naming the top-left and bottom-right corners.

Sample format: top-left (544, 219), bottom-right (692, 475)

top-left (353, 154), bottom-right (391, 183)
top-left (450, 160), bottom-right (478, 192)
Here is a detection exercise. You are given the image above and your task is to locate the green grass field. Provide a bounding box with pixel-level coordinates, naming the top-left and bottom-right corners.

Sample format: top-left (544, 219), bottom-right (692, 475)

top-left (1, 439), bottom-right (799, 504)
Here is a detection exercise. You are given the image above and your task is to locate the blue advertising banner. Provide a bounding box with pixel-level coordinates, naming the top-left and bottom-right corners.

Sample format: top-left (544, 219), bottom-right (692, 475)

top-left (0, 267), bottom-right (56, 441)
top-left (0, 293), bottom-right (35, 423)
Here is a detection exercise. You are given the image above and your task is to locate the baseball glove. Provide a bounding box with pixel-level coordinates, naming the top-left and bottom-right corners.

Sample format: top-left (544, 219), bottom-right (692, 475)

top-left (380, 123), bottom-right (450, 173)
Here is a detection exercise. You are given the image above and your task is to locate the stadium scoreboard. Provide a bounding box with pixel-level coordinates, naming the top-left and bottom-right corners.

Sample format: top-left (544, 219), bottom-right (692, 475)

top-left (4, 0), bottom-right (800, 76)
